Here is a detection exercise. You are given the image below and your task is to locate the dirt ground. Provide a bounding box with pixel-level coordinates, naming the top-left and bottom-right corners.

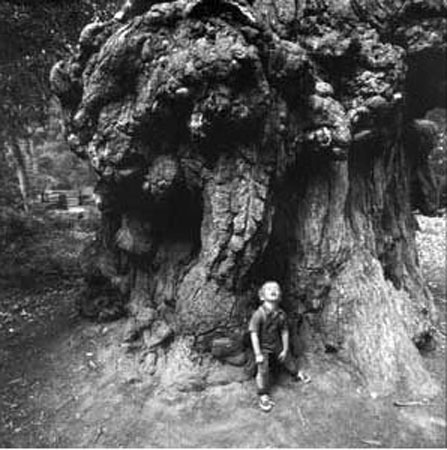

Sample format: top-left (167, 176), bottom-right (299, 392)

top-left (0, 216), bottom-right (445, 448)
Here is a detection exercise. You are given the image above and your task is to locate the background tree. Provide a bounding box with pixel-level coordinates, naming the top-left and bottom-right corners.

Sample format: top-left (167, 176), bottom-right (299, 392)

top-left (50, 0), bottom-right (446, 396)
top-left (0, 0), bottom-right (120, 210)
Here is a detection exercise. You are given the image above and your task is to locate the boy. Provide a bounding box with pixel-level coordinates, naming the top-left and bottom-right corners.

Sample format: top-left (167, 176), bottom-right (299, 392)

top-left (249, 281), bottom-right (310, 412)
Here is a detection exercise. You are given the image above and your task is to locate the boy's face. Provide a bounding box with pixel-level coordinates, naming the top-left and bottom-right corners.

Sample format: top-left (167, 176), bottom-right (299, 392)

top-left (261, 282), bottom-right (281, 305)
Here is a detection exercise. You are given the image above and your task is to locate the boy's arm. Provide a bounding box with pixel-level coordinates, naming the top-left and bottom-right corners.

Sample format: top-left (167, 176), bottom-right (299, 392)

top-left (250, 332), bottom-right (264, 363)
top-left (279, 315), bottom-right (289, 362)
top-left (281, 328), bottom-right (290, 354)
top-left (249, 310), bottom-right (264, 363)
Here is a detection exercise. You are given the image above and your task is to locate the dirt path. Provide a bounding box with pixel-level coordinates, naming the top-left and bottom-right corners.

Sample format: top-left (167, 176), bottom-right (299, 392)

top-left (0, 216), bottom-right (445, 448)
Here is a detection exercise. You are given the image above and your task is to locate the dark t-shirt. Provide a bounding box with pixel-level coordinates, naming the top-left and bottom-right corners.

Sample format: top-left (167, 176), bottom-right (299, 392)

top-left (248, 305), bottom-right (287, 354)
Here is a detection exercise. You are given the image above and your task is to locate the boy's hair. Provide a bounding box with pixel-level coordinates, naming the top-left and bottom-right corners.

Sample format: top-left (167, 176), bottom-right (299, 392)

top-left (258, 280), bottom-right (281, 302)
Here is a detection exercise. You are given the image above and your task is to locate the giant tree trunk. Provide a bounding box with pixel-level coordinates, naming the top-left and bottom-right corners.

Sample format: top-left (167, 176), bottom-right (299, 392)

top-left (50, 0), bottom-right (446, 396)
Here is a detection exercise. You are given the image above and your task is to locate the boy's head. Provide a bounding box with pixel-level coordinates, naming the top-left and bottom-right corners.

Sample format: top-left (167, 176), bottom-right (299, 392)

top-left (258, 281), bottom-right (281, 303)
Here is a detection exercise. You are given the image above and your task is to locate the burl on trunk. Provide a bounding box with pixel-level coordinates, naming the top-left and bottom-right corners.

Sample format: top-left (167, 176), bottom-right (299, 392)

top-left (50, 0), bottom-right (446, 396)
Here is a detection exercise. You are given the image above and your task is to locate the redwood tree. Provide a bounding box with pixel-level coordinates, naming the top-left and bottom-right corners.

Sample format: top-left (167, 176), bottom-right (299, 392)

top-left (51, 0), bottom-right (446, 396)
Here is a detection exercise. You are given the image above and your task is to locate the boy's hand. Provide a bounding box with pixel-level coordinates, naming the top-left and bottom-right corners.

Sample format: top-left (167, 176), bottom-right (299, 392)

top-left (278, 349), bottom-right (288, 362)
top-left (255, 353), bottom-right (264, 364)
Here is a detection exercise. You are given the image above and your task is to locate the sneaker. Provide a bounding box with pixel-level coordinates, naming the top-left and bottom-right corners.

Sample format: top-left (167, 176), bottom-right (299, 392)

top-left (259, 394), bottom-right (274, 412)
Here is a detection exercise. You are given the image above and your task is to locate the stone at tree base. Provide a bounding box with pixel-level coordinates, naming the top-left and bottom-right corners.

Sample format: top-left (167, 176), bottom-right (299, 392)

top-left (141, 351), bottom-right (158, 375)
top-left (136, 307), bottom-right (157, 329)
top-left (210, 336), bottom-right (244, 359)
top-left (142, 320), bottom-right (174, 349)
top-left (122, 307), bottom-right (157, 342)
top-left (123, 318), bottom-right (140, 343)
top-left (221, 352), bottom-right (247, 367)
top-left (51, 0), bottom-right (446, 398)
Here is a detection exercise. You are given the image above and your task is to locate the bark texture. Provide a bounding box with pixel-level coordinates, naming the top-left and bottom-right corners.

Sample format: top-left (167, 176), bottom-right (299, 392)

top-left (51, 0), bottom-right (446, 396)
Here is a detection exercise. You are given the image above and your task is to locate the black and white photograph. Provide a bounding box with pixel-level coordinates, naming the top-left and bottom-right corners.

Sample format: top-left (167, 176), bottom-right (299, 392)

top-left (0, 0), bottom-right (446, 447)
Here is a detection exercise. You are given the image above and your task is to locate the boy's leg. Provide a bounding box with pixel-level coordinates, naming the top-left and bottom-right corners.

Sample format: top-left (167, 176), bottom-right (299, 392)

top-left (282, 353), bottom-right (311, 383)
top-left (256, 357), bottom-right (270, 395)
top-left (256, 355), bottom-right (275, 412)
top-left (282, 352), bottom-right (298, 376)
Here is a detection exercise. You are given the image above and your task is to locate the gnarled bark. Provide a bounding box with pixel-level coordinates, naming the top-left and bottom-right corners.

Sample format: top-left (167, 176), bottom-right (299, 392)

top-left (51, 0), bottom-right (446, 396)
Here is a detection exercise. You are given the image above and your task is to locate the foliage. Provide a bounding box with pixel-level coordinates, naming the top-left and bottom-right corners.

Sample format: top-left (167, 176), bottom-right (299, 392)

top-left (33, 105), bottom-right (96, 191)
top-left (0, 207), bottom-right (37, 251)
top-left (426, 108), bottom-right (447, 207)
top-left (0, 149), bottom-right (21, 208)
top-left (1, 1), bottom-right (83, 139)
top-left (0, 0), bottom-right (120, 138)
top-left (0, 208), bottom-right (97, 289)
top-left (36, 142), bottom-right (94, 190)
top-left (0, 0), bottom-right (120, 210)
